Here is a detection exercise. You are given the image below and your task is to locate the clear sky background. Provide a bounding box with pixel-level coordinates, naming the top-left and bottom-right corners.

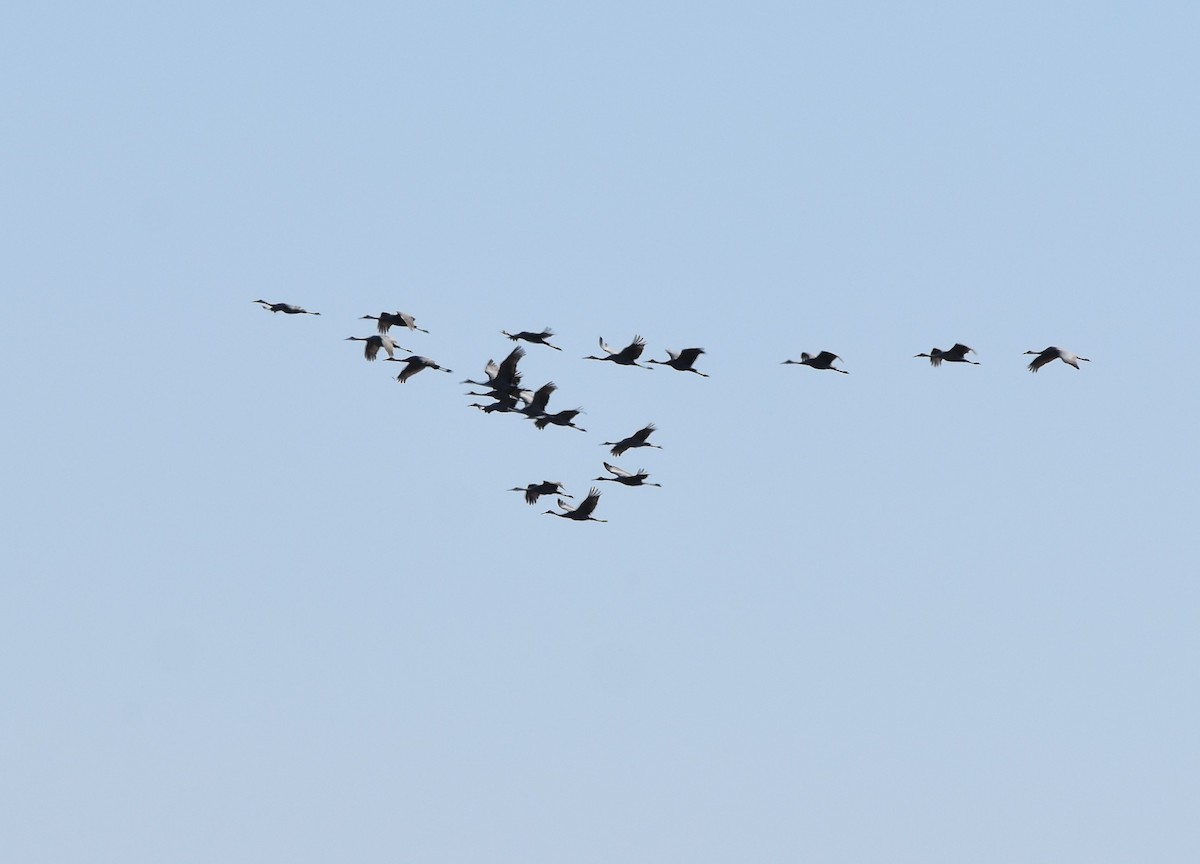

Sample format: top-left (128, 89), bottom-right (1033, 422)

top-left (3, 1), bottom-right (1198, 861)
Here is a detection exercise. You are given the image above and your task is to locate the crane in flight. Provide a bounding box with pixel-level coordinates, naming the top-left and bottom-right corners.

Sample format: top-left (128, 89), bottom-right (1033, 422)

top-left (602, 423), bottom-right (662, 458)
top-left (361, 311), bottom-right (429, 334)
top-left (1024, 346), bottom-right (1090, 372)
top-left (914, 343), bottom-right (979, 366)
top-left (648, 347), bottom-right (708, 376)
top-left (584, 335), bottom-right (651, 368)
top-left (595, 462), bottom-right (661, 488)
top-left (782, 351), bottom-right (848, 373)
top-left (544, 488), bottom-right (607, 523)
top-left (501, 328), bottom-right (562, 350)
top-left (253, 300), bottom-right (319, 315)
top-left (510, 481), bottom-right (571, 506)
top-left (345, 334), bottom-right (409, 361)
top-left (385, 355), bottom-right (453, 383)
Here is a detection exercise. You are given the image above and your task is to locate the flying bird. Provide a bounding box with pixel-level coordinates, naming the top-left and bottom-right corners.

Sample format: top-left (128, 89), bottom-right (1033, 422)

top-left (253, 300), bottom-right (319, 315)
top-left (782, 351), bottom-right (848, 373)
top-left (510, 481), bottom-right (571, 506)
top-left (648, 347), bottom-right (709, 376)
top-left (543, 487), bottom-right (607, 523)
top-left (345, 334), bottom-right (409, 361)
top-left (361, 311), bottom-right (429, 334)
top-left (595, 462), bottom-right (661, 487)
top-left (501, 328), bottom-right (562, 350)
top-left (584, 335), bottom-right (650, 368)
top-left (461, 346), bottom-right (525, 398)
top-left (533, 409), bottom-right (587, 432)
top-left (1024, 346), bottom-right (1090, 372)
top-left (602, 423), bottom-right (662, 458)
top-left (515, 381), bottom-right (558, 419)
top-left (385, 355), bottom-right (453, 383)
top-left (914, 343), bottom-right (979, 366)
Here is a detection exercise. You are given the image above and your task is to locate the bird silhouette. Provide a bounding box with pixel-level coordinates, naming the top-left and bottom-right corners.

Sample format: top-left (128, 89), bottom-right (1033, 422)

top-left (501, 328), bottom-right (562, 350)
top-left (782, 351), bottom-right (848, 373)
top-left (602, 423), bottom-right (662, 457)
top-left (510, 481), bottom-right (571, 506)
top-left (584, 335), bottom-right (651, 368)
top-left (648, 347), bottom-right (708, 376)
top-left (595, 462), bottom-right (661, 487)
top-left (361, 311), bottom-right (428, 334)
top-left (1024, 346), bottom-right (1090, 372)
top-left (914, 344), bottom-right (979, 366)
top-left (385, 356), bottom-right (453, 383)
top-left (345, 334), bottom-right (409, 361)
top-left (544, 488), bottom-right (607, 522)
top-left (253, 300), bottom-right (319, 315)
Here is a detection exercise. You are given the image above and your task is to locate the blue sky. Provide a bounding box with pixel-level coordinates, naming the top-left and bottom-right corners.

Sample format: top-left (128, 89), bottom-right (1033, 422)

top-left (3, 1), bottom-right (1198, 861)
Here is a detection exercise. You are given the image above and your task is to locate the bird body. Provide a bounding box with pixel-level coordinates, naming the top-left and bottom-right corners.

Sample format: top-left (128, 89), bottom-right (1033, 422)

top-left (254, 300), bottom-right (319, 315)
top-left (783, 350), bottom-right (847, 373)
top-left (602, 423), bottom-right (662, 457)
top-left (345, 334), bottom-right (409, 361)
top-left (914, 343), bottom-right (978, 366)
top-left (502, 328), bottom-right (562, 350)
top-left (544, 487), bottom-right (607, 522)
top-left (595, 462), bottom-right (661, 487)
top-left (386, 355), bottom-right (453, 382)
top-left (584, 335), bottom-right (650, 368)
top-left (1024, 346), bottom-right (1090, 372)
top-left (648, 347), bottom-right (708, 376)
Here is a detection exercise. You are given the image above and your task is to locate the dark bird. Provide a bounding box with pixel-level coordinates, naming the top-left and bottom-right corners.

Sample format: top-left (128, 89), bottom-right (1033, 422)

top-left (534, 409), bottom-right (587, 432)
top-left (595, 462), bottom-right (661, 487)
top-left (385, 355), bottom-right (453, 383)
top-left (361, 311), bottom-right (429, 334)
top-left (914, 343), bottom-right (979, 366)
top-left (253, 300), bottom-right (319, 315)
top-left (602, 423), bottom-right (662, 458)
top-left (648, 347), bottom-right (709, 376)
top-left (345, 334), bottom-right (409, 361)
top-left (544, 487), bottom-right (607, 523)
top-left (510, 481), bottom-right (571, 506)
top-left (516, 381), bottom-right (558, 419)
top-left (782, 350), bottom-right (848, 373)
top-left (1024, 346), bottom-right (1090, 372)
top-left (461, 346), bottom-right (525, 397)
top-left (501, 328), bottom-right (562, 350)
top-left (584, 335), bottom-right (650, 368)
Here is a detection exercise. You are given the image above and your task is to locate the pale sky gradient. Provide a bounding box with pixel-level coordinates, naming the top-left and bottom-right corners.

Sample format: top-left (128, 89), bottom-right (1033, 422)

top-left (3, 2), bottom-right (1198, 861)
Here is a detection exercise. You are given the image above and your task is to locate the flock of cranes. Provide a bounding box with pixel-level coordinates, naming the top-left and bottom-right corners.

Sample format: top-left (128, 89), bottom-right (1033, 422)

top-left (255, 299), bottom-right (1092, 523)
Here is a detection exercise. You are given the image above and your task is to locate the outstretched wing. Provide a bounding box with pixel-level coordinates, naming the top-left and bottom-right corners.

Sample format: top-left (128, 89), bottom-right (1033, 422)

top-left (615, 335), bottom-right (646, 362)
top-left (602, 461), bottom-right (633, 478)
top-left (575, 488), bottom-right (602, 518)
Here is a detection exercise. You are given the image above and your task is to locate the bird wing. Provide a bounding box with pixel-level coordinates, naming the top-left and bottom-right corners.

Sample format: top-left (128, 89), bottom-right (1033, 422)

top-left (616, 335), bottom-right (646, 361)
top-left (631, 423), bottom-right (655, 444)
top-left (364, 338), bottom-right (381, 361)
top-left (1027, 349), bottom-right (1055, 372)
top-left (555, 497), bottom-right (577, 513)
top-left (814, 351), bottom-right (840, 365)
top-left (528, 381), bottom-right (557, 414)
top-left (497, 346), bottom-right (525, 380)
top-left (602, 461), bottom-right (633, 477)
top-left (948, 343), bottom-right (975, 359)
top-left (676, 347), bottom-right (704, 366)
top-left (575, 488), bottom-right (601, 517)
top-left (524, 487), bottom-right (539, 505)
